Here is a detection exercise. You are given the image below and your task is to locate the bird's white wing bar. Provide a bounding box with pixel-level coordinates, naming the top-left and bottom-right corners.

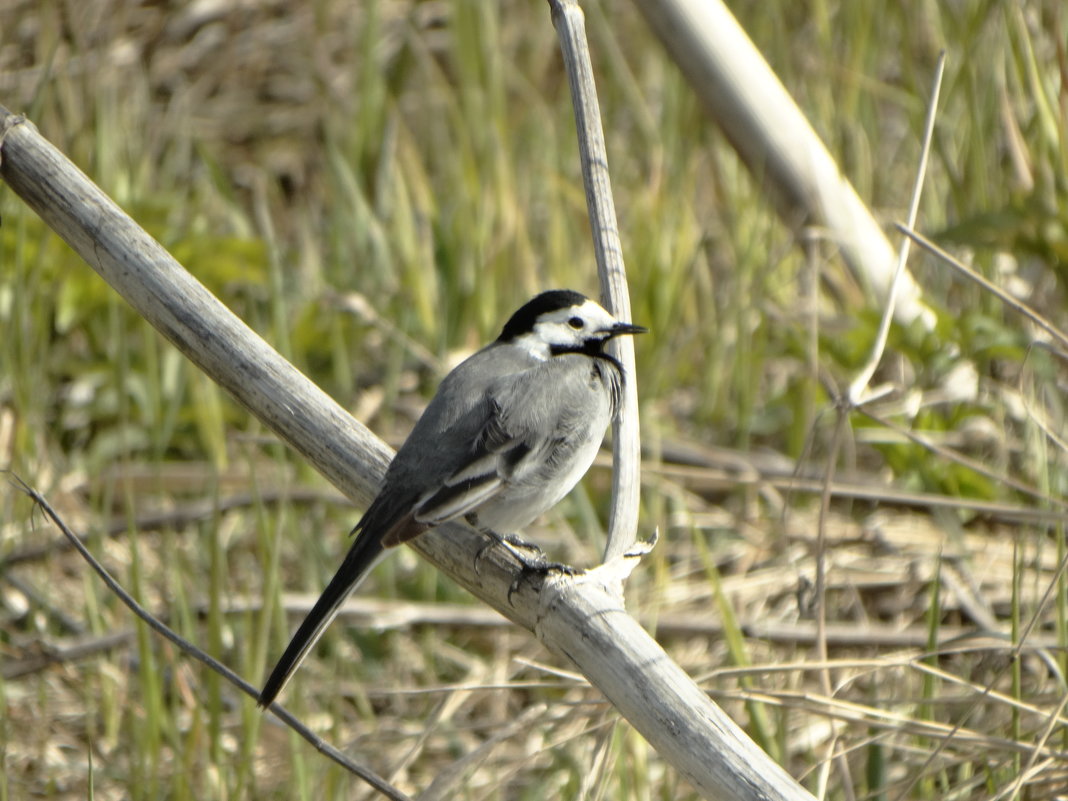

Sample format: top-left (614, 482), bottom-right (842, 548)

top-left (414, 474), bottom-right (503, 525)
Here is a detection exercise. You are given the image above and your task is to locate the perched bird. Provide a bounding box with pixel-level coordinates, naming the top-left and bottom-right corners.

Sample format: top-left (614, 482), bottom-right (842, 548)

top-left (259, 289), bottom-right (645, 707)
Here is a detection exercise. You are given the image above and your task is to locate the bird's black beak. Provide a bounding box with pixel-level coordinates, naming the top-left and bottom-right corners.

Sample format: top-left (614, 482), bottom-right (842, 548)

top-left (603, 322), bottom-right (648, 338)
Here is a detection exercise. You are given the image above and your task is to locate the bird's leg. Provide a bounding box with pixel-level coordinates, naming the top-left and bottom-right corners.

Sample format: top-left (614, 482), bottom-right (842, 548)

top-left (499, 531), bottom-right (542, 552)
top-left (470, 521), bottom-right (544, 571)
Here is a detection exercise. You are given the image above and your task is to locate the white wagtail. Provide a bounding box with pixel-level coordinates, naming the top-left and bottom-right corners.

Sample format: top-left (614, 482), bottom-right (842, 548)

top-left (259, 289), bottom-right (645, 706)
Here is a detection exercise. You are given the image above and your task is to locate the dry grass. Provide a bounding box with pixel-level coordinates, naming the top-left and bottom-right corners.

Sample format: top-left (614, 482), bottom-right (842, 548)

top-left (3, 1), bottom-right (1068, 799)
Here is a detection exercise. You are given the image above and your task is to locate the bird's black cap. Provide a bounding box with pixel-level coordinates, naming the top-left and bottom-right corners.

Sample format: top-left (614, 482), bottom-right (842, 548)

top-left (497, 289), bottom-right (589, 341)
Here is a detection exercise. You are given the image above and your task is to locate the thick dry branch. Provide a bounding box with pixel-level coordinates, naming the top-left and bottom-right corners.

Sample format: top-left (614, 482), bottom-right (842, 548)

top-left (634, 0), bottom-right (934, 329)
top-left (0, 104), bottom-right (813, 800)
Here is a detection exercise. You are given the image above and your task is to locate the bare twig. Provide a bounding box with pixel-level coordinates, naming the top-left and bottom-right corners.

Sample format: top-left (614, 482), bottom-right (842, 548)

top-left (807, 53), bottom-right (943, 800)
top-left (858, 407), bottom-right (1068, 510)
top-left (9, 476), bottom-right (412, 801)
top-left (848, 52), bottom-right (946, 404)
top-left (895, 224), bottom-right (1068, 353)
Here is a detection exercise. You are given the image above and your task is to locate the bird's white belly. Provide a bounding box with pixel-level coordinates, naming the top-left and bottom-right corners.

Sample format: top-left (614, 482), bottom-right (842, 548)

top-left (473, 428), bottom-right (605, 534)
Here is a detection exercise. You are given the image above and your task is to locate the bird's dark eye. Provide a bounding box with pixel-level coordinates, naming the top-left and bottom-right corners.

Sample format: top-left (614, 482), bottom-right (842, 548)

top-left (568, 316), bottom-right (585, 330)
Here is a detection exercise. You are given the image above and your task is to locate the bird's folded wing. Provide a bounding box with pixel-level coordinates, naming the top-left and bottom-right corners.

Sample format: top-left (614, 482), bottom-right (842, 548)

top-left (411, 399), bottom-right (537, 526)
top-left (413, 473), bottom-right (503, 525)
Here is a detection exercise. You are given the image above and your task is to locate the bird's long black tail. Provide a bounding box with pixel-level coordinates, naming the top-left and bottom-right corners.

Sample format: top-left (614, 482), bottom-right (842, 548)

top-left (258, 532), bottom-right (387, 708)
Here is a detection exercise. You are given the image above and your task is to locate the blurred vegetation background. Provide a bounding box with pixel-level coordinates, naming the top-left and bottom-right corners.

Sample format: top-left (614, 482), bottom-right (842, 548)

top-left (2, 1), bottom-right (1068, 798)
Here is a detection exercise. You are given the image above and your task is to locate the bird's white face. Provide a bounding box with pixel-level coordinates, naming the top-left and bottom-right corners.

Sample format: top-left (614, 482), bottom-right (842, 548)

top-left (515, 298), bottom-right (623, 360)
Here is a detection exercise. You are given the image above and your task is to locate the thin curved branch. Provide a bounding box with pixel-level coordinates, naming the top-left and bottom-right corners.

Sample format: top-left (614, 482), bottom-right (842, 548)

top-left (550, 0), bottom-right (642, 562)
top-left (8, 475), bottom-right (411, 801)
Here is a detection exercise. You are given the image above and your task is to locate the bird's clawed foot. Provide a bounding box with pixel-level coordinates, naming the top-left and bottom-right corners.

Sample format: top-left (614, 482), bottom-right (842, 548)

top-left (503, 540), bottom-right (578, 603)
top-left (470, 528), bottom-right (577, 603)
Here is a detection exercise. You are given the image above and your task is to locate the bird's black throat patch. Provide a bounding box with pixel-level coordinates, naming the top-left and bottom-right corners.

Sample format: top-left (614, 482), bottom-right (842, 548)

top-left (550, 339), bottom-right (623, 373)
